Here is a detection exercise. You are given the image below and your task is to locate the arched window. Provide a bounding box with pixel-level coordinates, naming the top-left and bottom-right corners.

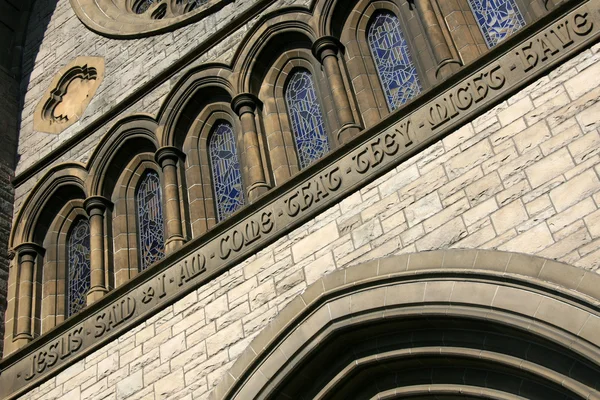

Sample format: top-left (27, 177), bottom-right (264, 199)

top-left (67, 218), bottom-right (91, 316)
top-left (285, 69), bottom-right (330, 169)
top-left (468, 0), bottom-right (525, 48)
top-left (368, 10), bottom-right (422, 111)
top-left (209, 121), bottom-right (245, 221)
top-left (136, 170), bottom-right (166, 271)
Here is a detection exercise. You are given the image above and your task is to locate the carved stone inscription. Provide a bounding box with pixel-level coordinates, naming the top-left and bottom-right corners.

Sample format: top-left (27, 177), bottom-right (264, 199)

top-left (1, 3), bottom-right (598, 399)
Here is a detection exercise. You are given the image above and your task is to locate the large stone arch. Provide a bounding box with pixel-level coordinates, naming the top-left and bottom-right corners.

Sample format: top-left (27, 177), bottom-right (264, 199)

top-left (213, 250), bottom-right (600, 399)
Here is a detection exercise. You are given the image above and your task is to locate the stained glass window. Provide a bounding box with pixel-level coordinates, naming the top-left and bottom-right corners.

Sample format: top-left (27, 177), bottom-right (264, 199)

top-left (368, 11), bottom-right (422, 111)
top-left (468, 0), bottom-right (525, 48)
top-left (134, 0), bottom-right (158, 14)
top-left (285, 70), bottom-right (330, 169)
top-left (136, 171), bottom-right (166, 271)
top-left (67, 218), bottom-right (91, 317)
top-left (209, 122), bottom-right (245, 221)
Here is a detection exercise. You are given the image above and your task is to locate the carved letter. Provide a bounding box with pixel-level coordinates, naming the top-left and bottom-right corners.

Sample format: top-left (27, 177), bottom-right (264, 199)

top-left (551, 22), bottom-right (573, 48)
top-left (245, 220), bottom-right (261, 245)
top-left (370, 138), bottom-right (385, 168)
top-left (428, 101), bottom-right (450, 129)
top-left (486, 65), bottom-right (505, 90)
top-left (95, 313), bottom-right (107, 337)
top-left (157, 273), bottom-right (167, 299)
top-left (285, 193), bottom-right (301, 217)
top-left (537, 34), bottom-right (559, 62)
top-left (261, 211), bottom-right (274, 233)
top-left (573, 13), bottom-right (592, 36)
top-left (25, 354), bottom-right (36, 381)
top-left (300, 182), bottom-right (314, 211)
top-left (454, 85), bottom-right (473, 110)
top-left (36, 351), bottom-right (46, 373)
top-left (517, 42), bottom-right (538, 72)
top-left (353, 149), bottom-right (370, 174)
top-left (71, 327), bottom-right (84, 352)
top-left (47, 343), bottom-right (59, 367)
top-left (219, 236), bottom-right (231, 260)
top-left (471, 73), bottom-right (489, 102)
top-left (326, 168), bottom-right (342, 191)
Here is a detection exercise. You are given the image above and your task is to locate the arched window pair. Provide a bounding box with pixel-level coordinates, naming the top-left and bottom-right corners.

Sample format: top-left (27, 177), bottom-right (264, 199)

top-left (64, 170), bottom-right (167, 316)
top-left (64, 0), bottom-right (527, 318)
top-left (366, 0), bottom-right (524, 110)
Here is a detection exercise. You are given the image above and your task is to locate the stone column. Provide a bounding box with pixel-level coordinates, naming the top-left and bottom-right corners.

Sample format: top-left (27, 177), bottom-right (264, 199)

top-left (155, 147), bottom-right (186, 253)
top-left (84, 196), bottom-right (112, 304)
top-left (231, 94), bottom-right (270, 202)
top-left (14, 242), bottom-right (44, 346)
top-left (415, 0), bottom-right (461, 80)
top-left (312, 36), bottom-right (361, 145)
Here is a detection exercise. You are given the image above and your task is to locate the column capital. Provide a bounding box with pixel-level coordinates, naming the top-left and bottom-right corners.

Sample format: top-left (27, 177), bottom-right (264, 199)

top-left (84, 196), bottom-right (112, 215)
top-left (312, 36), bottom-right (343, 62)
top-left (155, 146), bottom-right (185, 167)
top-left (232, 93), bottom-right (262, 116)
top-left (14, 242), bottom-right (45, 259)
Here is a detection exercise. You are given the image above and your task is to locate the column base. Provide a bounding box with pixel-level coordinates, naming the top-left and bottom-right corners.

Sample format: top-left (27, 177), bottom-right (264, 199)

top-left (13, 333), bottom-right (33, 348)
top-left (337, 124), bottom-right (362, 146)
top-left (435, 59), bottom-right (462, 81)
top-left (165, 236), bottom-right (186, 253)
top-left (87, 287), bottom-right (109, 305)
top-left (247, 182), bottom-right (270, 203)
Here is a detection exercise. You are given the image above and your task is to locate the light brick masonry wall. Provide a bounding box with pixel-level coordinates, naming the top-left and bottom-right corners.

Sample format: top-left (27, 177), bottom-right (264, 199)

top-left (15, 42), bottom-right (600, 400)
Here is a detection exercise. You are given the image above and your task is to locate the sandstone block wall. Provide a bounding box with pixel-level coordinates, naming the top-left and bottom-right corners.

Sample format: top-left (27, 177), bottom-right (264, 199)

top-left (11, 0), bottom-right (310, 219)
top-left (16, 42), bottom-right (600, 400)
top-left (15, 0), bottom-right (308, 176)
top-left (0, 67), bottom-right (19, 359)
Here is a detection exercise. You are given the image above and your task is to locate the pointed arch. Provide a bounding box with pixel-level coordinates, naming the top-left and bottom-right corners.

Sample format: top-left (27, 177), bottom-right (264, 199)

top-left (156, 65), bottom-right (235, 148)
top-left (215, 250), bottom-right (600, 399)
top-left (86, 114), bottom-right (159, 199)
top-left (230, 11), bottom-right (317, 96)
top-left (10, 163), bottom-right (88, 248)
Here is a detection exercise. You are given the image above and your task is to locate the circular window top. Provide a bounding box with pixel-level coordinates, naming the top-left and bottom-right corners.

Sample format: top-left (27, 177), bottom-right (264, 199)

top-left (70, 0), bottom-right (233, 38)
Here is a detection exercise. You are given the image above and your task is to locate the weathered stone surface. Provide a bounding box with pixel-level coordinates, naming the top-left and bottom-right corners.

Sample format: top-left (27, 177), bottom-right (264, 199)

top-left (4, 5), bottom-right (600, 400)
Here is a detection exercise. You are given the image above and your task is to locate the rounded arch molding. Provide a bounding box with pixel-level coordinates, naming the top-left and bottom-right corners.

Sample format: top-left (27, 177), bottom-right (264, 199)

top-left (213, 250), bottom-right (600, 400)
top-left (69, 0), bottom-right (234, 38)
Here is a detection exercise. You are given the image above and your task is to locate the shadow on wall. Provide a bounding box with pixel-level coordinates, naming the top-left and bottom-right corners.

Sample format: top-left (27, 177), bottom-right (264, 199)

top-left (0, 0), bottom-right (57, 358)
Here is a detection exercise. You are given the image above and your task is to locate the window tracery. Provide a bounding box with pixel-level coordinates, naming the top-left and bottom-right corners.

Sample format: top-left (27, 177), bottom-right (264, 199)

top-left (468, 0), bottom-right (526, 48)
top-left (367, 10), bottom-right (422, 111)
top-left (209, 121), bottom-right (245, 221)
top-left (67, 218), bottom-right (91, 317)
top-left (136, 171), bottom-right (166, 271)
top-left (285, 70), bottom-right (331, 169)
top-left (134, 0), bottom-right (158, 14)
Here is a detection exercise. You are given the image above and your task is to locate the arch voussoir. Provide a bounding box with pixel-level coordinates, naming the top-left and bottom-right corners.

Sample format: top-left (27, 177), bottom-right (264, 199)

top-left (214, 249), bottom-right (600, 400)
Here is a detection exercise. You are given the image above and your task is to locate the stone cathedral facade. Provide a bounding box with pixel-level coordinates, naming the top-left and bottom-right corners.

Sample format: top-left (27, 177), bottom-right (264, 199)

top-left (1, 0), bottom-right (600, 399)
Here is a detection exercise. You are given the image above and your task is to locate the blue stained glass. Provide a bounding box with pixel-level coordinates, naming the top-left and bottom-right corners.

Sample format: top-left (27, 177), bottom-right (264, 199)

top-left (136, 171), bottom-right (166, 271)
top-left (285, 70), bottom-right (330, 169)
top-left (468, 0), bottom-right (525, 48)
top-left (67, 219), bottom-right (91, 317)
top-left (209, 122), bottom-right (245, 221)
top-left (368, 11), bottom-right (422, 111)
top-left (135, 0), bottom-right (158, 14)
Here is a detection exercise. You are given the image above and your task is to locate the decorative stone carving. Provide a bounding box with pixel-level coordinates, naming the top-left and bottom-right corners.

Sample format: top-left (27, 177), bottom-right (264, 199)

top-left (70, 0), bottom-right (232, 38)
top-left (34, 57), bottom-right (104, 135)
